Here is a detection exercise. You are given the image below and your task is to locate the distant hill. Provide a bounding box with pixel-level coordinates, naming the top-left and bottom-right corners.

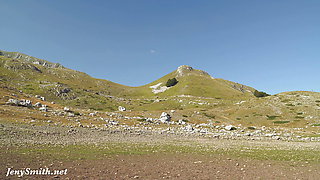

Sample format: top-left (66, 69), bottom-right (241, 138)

top-left (0, 50), bottom-right (258, 110)
top-left (144, 65), bottom-right (256, 99)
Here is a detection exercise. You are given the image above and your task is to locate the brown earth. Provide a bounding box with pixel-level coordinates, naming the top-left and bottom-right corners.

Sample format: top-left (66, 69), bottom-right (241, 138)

top-left (1, 152), bottom-right (320, 180)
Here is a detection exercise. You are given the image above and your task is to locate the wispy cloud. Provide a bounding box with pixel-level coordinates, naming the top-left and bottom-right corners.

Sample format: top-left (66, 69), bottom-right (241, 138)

top-left (150, 49), bottom-right (156, 54)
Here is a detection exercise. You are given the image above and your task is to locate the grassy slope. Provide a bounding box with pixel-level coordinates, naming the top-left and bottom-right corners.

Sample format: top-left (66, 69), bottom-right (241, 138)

top-left (0, 50), bottom-right (259, 111)
top-left (143, 69), bottom-right (255, 100)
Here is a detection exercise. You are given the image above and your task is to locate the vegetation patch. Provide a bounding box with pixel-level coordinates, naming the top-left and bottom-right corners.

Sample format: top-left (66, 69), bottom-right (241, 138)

top-left (281, 99), bottom-right (291, 103)
top-left (273, 121), bottom-right (290, 124)
top-left (166, 78), bottom-right (178, 87)
top-left (266, 115), bottom-right (280, 120)
top-left (254, 90), bottom-right (270, 98)
top-left (137, 118), bottom-right (147, 122)
top-left (203, 113), bottom-right (215, 119)
top-left (294, 116), bottom-right (304, 119)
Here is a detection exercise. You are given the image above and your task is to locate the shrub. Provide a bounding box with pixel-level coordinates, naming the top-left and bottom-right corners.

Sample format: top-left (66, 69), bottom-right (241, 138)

top-left (295, 116), bottom-right (304, 119)
top-left (166, 78), bottom-right (178, 87)
top-left (273, 121), bottom-right (290, 124)
top-left (254, 90), bottom-right (270, 98)
top-left (203, 113), bottom-right (215, 119)
top-left (266, 115), bottom-right (280, 120)
top-left (137, 118), bottom-right (146, 122)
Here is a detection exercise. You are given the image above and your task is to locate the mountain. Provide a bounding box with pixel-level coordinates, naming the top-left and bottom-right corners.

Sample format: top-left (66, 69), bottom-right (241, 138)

top-left (1, 50), bottom-right (320, 128)
top-left (144, 65), bottom-right (255, 99)
top-left (0, 50), bottom-right (257, 111)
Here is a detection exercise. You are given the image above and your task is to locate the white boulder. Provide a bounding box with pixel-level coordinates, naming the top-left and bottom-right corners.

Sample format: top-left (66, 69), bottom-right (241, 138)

top-left (225, 125), bottom-right (236, 131)
top-left (118, 106), bottom-right (126, 111)
top-left (64, 107), bottom-right (71, 112)
top-left (159, 112), bottom-right (171, 123)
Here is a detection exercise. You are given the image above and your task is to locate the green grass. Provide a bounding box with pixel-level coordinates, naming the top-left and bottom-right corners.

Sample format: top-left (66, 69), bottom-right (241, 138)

top-left (273, 121), bottom-right (290, 124)
top-left (294, 116), bottom-right (304, 119)
top-left (136, 118), bottom-right (146, 122)
top-left (203, 113), bottom-right (215, 119)
top-left (3, 142), bottom-right (320, 163)
top-left (266, 115), bottom-right (280, 120)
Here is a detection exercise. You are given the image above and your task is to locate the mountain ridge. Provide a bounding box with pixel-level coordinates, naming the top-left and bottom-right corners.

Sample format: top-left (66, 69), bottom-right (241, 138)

top-left (1, 49), bottom-right (320, 130)
top-left (0, 49), bottom-right (264, 110)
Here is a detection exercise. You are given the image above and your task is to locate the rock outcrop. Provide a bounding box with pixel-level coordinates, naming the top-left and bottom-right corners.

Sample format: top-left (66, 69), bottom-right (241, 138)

top-left (6, 99), bottom-right (32, 107)
top-left (159, 112), bottom-right (171, 123)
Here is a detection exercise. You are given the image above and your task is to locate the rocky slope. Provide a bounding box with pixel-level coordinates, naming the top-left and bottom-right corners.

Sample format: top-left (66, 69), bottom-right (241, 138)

top-left (0, 50), bottom-right (319, 131)
top-left (0, 50), bottom-right (257, 111)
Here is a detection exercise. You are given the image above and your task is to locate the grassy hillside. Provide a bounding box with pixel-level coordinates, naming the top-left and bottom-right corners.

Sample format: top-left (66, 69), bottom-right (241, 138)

top-left (0, 51), bottom-right (259, 111)
top-left (144, 65), bottom-right (255, 99)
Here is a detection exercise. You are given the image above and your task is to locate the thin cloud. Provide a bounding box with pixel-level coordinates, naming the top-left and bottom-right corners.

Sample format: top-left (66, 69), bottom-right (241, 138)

top-left (150, 49), bottom-right (156, 54)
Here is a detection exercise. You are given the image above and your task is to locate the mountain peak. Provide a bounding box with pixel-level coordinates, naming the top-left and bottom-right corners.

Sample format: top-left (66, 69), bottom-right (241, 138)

top-left (177, 65), bottom-right (193, 76)
top-left (176, 65), bottom-right (211, 78)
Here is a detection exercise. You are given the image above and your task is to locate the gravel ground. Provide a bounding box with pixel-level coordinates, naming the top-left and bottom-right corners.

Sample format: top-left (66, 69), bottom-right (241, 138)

top-left (1, 122), bottom-right (320, 179)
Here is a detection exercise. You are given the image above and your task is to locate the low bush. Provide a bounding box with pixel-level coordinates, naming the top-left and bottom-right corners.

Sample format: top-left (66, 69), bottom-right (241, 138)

top-left (254, 90), bottom-right (270, 98)
top-left (166, 78), bottom-right (178, 87)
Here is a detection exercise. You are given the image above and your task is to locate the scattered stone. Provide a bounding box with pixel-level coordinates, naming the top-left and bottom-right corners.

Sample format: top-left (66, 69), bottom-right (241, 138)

top-left (67, 113), bottom-right (75, 117)
top-left (184, 125), bottom-right (194, 131)
top-left (35, 95), bottom-right (45, 101)
top-left (193, 161), bottom-right (202, 164)
top-left (225, 125), bottom-right (236, 131)
top-left (146, 118), bottom-right (154, 123)
top-left (6, 99), bottom-right (32, 107)
top-left (34, 102), bottom-right (42, 107)
top-left (39, 105), bottom-right (48, 112)
top-left (159, 112), bottom-right (171, 123)
top-left (64, 107), bottom-right (72, 112)
top-left (118, 106), bottom-right (126, 111)
top-left (177, 119), bottom-right (186, 125)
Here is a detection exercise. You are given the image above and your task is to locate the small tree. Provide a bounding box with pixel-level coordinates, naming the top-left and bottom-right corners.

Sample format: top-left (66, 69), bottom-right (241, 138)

top-left (254, 90), bottom-right (270, 98)
top-left (166, 78), bottom-right (178, 87)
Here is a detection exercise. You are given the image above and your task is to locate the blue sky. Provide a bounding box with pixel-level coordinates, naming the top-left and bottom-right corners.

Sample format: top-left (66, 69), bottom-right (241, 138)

top-left (1, 0), bottom-right (319, 94)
